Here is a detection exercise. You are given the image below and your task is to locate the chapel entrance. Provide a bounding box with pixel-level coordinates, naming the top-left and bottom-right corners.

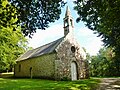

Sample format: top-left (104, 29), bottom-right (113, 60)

top-left (71, 62), bottom-right (77, 80)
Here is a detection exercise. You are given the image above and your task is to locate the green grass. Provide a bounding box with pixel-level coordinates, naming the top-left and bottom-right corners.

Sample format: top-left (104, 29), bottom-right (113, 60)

top-left (0, 73), bottom-right (100, 90)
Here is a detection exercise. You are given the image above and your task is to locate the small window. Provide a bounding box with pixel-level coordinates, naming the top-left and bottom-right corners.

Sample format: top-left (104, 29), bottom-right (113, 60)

top-left (65, 20), bottom-right (68, 27)
top-left (19, 64), bottom-right (21, 72)
top-left (70, 19), bottom-right (72, 26)
top-left (71, 46), bottom-right (76, 53)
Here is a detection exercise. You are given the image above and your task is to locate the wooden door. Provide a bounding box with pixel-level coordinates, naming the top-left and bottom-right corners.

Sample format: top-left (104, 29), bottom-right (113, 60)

top-left (71, 62), bottom-right (77, 80)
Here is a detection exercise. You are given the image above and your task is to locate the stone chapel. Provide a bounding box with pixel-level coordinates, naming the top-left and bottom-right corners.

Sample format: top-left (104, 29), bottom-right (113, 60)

top-left (14, 6), bottom-right (89, 80)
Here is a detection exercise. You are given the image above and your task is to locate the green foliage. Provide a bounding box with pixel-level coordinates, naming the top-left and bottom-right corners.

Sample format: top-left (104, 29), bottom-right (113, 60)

top-left (0, 0), bottom-right (17, 30)
top-left (74, 0), bottom-right (120, 61)
top-left (8, 0), bottom-right (66, 37)
top-left (0, 0), bottom-right (28, 72)
top-left (90, 47), bottom-right (120, 77)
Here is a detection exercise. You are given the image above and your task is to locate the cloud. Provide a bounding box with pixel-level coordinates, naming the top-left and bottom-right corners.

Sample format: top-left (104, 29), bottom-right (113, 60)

top-left (75, 27), bottom-right (95, 37)
top-left (28, 25), bottom-right (103, 56)
top-left (75, 27), bottom-right (103, 55)
top-left (83, 35), bottom-right (103, 55)
top-left (28, 24), bottom-right (64, 48)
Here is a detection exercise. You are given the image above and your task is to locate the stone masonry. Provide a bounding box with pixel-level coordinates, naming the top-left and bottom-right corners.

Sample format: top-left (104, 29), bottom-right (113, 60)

top-left (14, 6), bottom-right (89, 80)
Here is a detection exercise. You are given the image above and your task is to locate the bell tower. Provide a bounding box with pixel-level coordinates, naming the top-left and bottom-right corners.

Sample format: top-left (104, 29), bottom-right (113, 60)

top-left (63, 6), bottom-right (74, 36)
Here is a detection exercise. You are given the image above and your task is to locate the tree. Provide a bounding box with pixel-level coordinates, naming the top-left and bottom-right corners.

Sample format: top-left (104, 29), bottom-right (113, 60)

top-left (74, 0), bottom-right (120, 60)
top-left (90, 47), bottom-right (120, 77)
top-left (0, 0), bottom-right (28, 72)
top-left (8, 0), bottom-right (66, 37)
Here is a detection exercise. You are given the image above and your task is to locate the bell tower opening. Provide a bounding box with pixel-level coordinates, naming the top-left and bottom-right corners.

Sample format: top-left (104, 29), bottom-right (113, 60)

top-left (63, 6), bottom-right (74, 36)
top-left (70, 19), bottom-right (73, 26)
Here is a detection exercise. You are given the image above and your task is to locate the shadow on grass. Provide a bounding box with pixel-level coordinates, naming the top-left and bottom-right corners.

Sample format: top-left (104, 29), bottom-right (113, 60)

top-left (0, 78), bottom-right (100, 90)
top-left (0, 73), bottom-right (100, 90)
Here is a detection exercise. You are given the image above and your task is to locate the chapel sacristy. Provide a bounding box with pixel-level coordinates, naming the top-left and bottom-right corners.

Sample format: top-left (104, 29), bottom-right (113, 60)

top-left (14, 6), bottom-right (89, 80)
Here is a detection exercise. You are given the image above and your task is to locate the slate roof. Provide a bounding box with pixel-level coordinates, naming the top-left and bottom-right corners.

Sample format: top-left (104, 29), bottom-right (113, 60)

top-left (17, 37), bottom-right (64, 61)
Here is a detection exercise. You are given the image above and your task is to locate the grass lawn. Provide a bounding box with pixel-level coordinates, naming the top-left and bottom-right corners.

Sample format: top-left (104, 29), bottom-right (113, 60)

top-left (0, 73), bottom-right (100, 90)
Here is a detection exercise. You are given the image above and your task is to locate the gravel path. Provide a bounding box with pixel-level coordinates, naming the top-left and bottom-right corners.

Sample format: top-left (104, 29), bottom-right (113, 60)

top-left (97, 78), bottom-right (120, 90)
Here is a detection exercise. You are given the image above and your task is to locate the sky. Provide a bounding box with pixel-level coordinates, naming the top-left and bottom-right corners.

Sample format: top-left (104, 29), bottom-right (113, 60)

top-left (27, 0), bottom-right (103, 56)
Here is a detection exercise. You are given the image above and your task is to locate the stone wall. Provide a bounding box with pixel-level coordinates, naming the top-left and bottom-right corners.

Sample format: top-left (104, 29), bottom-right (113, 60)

top-left (14, 34), bottom-right (89, 80)
top-left (14, 53), bottom-right (57, 79)
top-left (55, 35), bottom-right (89, 80)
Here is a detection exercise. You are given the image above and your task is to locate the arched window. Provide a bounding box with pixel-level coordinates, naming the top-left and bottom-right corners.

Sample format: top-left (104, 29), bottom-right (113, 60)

top-left (30, 67), bottom-right (32, 79)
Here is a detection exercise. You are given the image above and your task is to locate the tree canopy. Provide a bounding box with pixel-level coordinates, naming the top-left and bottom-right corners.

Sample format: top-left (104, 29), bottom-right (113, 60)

top-left (90, 47), bottom-right (120, 77)
top-left (0, 0), bottom-right (65, 72)
top-left (0, 0), bottom-right (29, 72)
top-left (8, 0), bottom-right (66, 37)
top-left (74, 0), bottom-right (120, 60)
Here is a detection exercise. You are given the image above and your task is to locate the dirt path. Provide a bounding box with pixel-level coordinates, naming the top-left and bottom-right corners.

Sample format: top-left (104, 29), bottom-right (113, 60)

top-left (97, 78), bottom-right (120, 90)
